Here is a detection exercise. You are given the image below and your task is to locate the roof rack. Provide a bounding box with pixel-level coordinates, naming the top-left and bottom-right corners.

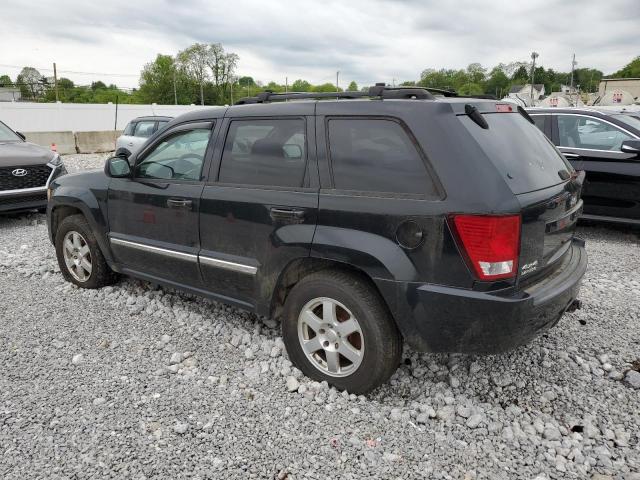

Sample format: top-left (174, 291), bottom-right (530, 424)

top-left (234, 83), bottom-right (496, 105)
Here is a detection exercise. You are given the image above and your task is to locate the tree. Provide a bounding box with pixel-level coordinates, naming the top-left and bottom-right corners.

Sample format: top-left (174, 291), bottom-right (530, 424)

top-left (511, 65), bottom-right (530, 84)
top-left (347, 80), bottom-right (358, 91)
top-left (610, 57), bottom-right (640, 78)
top-left (466, 63), bottom-right (486, 85)
top-left (291, 79), bottom-right (311, 92)
top-left (485, 67), bottom-right (510, 97)
top-left (58, 78), bottom-right (74, 89)
top-left (177, 43), bottom-right (210, 105)
top-left (312, 83), bottom-right (341, 92)
top-left (91, 81), bottom-right (107, 90)
top-left (0, 75), bottom-right (12, 86)
top-left (138, 54), bottom-right (186, 104)
top-left (206, 43), bottom-right (239, 104)
top-left (16, 67), bottom-right (44, 99)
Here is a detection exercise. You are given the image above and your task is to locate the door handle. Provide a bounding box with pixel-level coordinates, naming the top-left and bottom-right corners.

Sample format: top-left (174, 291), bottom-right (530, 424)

top-left (270, 207), bottom-right (305, 222)
top-left (128, 142), bottom-right (134, 146)
top-left (563, 153), bottom-right (580, 159)
top-left (167, 198), bottom-right (193, 209)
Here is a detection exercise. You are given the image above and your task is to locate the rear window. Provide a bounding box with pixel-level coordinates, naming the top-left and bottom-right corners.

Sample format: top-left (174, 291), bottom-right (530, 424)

top-left (459, 113), bottom-right (572, 195)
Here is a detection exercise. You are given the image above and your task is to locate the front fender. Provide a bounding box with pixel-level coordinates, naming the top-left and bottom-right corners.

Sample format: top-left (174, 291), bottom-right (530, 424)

top-left (47, 175), bottom-right (113, 264)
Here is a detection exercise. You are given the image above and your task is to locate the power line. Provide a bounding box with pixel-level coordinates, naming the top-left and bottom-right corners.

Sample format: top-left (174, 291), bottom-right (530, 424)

top-left (0, 63), bottom-right (139, 77)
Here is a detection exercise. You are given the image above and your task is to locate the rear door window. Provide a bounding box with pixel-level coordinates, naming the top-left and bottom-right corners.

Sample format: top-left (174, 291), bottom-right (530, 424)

top-left (123, 122), bottom-right (135, 136)
top-left (219, 118), bottom-right (307, 187)
top-left (327, 118), bottom-right (437, 195)
top-left (459, 112), bottom-right (572, 195)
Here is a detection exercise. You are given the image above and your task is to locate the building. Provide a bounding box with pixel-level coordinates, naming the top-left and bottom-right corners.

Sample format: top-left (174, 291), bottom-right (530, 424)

top-left (598, 78), bottom-right (640, 100)
top-left (0, 87), bottom-right (21, 102)
top-left (507, 84), bottom-right (546, 106)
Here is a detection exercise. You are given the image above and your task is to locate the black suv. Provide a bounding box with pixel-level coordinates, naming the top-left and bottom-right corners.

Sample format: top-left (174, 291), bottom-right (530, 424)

top-left (47, 87), bottom-right (587, 393)
top-left (527, 107), bottom-right (640, 225)
top-left (0, 120), bottom-right (66, 214)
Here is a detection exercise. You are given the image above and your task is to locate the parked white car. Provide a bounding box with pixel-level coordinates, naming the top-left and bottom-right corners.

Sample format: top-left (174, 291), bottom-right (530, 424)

top-left (115, 116), bottom-right (172, 158)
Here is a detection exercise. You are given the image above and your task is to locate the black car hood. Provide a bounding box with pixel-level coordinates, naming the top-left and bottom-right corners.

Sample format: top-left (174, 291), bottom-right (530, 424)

top-left (0, 141), bottom-right (56, 166)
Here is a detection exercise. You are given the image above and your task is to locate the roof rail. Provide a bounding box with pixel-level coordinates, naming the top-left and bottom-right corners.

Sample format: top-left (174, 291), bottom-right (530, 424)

top-left (233, 84), bottom-right (496, 105)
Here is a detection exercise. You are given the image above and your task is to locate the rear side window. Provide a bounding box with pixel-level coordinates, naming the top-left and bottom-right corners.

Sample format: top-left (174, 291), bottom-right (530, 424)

top-left (219, 118), bottom-right (307, 187)
top-left (123, 122), bottom-right (135, 136)
top-left (557, 114), bottom-right (633, 151)
top-left (327, 118), bottom-right (436, 195)
top-left (460, 113), bottom-right (571, 195)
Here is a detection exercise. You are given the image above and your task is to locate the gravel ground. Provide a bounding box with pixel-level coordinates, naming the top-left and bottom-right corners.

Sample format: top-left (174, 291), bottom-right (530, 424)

top-left (0, 155), bottom-right (639, 479)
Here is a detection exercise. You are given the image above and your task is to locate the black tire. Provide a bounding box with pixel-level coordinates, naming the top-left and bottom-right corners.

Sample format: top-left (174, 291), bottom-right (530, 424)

top-left (55, 214), bottom-right (117, 289)
top-left (282, 270), bottom-right (402, 394)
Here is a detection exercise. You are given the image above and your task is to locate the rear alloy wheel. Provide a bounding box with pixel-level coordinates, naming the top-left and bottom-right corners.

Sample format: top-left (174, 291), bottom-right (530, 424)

top-left (298, 297), bottom-right (365, 377)
top-left (282, 270), bottom-right (402, 394)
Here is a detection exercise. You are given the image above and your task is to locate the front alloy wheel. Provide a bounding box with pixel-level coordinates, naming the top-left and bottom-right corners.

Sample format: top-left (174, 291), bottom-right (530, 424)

top-left (62, 231), bottom-right (92, 282)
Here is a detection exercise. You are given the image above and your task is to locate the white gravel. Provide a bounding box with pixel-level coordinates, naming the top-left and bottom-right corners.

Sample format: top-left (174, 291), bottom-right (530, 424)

top-left (0, 155), bottom-right (639, 479)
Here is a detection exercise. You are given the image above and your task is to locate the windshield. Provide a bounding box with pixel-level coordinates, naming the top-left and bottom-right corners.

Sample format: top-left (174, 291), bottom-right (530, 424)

top-left (0, 121), bottom-right (21, 142)
top-left (459, 112), bottom-right (572, 195)
top-left (613, 114), bottom-right (640, 132)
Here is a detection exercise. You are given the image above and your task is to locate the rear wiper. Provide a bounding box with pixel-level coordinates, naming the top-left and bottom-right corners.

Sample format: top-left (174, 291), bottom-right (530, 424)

top-left (517, 106), bottom-right (535, 125)
top-left (465, 104), bottom-right (488, 129)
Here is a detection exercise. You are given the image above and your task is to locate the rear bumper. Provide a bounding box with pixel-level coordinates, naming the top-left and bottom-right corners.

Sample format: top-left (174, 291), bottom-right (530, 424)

top-left (376, 238), bottom-right (587, 354)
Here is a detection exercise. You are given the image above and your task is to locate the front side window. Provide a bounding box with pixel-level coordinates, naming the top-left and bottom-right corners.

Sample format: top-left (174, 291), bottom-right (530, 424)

top-left (219, 118), bottom-right (307, 187)
top-left (123, 122), bottom-right (135, 136)
top-left (136, 128), bottom-right (211, 181)
top-left (557, 115), bottom-right (634, 151)
top-left (133, 121), bottom-right (157, 138)
top-left (327, 118), bottom-right (435, 195)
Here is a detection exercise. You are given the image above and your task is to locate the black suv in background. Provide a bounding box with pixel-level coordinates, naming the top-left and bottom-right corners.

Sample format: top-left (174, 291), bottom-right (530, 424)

top-left (528, 107), bottom-right (640, 225)
top-left (47, 87), bottom-right (587, 393)
top-left (0, 120), bottom-right (66, 214)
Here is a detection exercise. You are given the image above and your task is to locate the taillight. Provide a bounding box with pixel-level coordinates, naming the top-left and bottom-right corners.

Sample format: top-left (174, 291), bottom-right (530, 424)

top-left (449, 214), bottom-right (521, 281)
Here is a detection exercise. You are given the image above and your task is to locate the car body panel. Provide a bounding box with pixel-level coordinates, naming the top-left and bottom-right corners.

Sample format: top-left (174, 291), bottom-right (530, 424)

top-left (528, 108), bottom-right (640, 223)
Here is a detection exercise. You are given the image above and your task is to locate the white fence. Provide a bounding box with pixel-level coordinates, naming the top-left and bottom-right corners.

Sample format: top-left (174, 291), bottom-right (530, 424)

top-left (0, 102), bottom-right (215, 132)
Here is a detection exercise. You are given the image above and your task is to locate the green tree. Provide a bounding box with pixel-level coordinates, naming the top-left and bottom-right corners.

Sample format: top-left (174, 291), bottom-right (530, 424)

top-left (610, 56), bottom-right (640, 78)
top-left (312, 83), bottom-right (341, 92)
top-left (0, 75), bottom-right (12, 86)
top-left (177, 43), bottom-right (210, 105)
top-left (91, 80), bottom-right (107, 90)
top-left (138, 54), bottom-right (185, 104)
top-left (291, 79), bottom-right (311, 92)
top-left (485, 67), bottom-right (510, 97)
top-left (347, 80), bottom-right (358, 91)
top-left (458, 82), bottom-right (484, 95)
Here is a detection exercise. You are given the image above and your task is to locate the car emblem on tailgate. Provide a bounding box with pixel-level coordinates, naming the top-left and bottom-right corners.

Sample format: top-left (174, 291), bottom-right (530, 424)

top-left (11, 168), bottom-right (28, 177)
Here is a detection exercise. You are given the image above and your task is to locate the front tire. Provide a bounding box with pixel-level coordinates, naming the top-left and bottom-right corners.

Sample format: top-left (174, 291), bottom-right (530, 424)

top-left (282, 270), bottom-right (402, 394)
top-left (55, 214), bottom-right (117, 289)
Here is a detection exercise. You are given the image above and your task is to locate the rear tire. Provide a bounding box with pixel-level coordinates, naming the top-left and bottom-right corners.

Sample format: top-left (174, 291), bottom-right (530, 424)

top-left (282, 270), bottom-right (402, 394)
top-left (55, 214), bottom-right (117, 289)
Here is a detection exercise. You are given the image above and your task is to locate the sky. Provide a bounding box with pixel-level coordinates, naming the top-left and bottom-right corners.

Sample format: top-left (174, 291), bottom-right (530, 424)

top-left (0, 0), bottom-right (638, 90)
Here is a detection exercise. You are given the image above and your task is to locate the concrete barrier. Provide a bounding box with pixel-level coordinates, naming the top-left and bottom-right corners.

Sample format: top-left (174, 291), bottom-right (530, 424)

top-left (23, 131), bottom-right (77, 154)
top-left (76, 131), bottom-right (122, 153)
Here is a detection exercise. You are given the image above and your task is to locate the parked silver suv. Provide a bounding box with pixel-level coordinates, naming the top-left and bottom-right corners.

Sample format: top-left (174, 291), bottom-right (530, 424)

top-left (115, 116), bottom-right (171, 158)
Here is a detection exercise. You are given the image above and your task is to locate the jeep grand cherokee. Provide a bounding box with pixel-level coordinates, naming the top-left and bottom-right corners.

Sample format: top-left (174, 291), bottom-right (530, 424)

top-left (47, 86), bottom-right (587, 393)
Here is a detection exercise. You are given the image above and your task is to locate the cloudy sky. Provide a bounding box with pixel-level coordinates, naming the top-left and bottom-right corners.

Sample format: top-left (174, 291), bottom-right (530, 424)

top-left (0, 0), bottom-right (638, 89)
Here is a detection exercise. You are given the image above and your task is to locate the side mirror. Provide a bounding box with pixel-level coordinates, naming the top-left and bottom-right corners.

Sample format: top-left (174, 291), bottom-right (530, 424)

top-left (621, 139), bottom-right (640, 155)
top-left (105, 156), bottom-right (132, 178)
top-left (16, 131), bottom-right (26, 141)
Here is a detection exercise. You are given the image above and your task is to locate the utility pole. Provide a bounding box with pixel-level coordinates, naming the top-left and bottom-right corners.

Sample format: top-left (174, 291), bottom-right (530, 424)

top-left (529, 52), bottom-right (539, 106)
top-left (53, 62), bottom-right (59, 102)
top-left (173, 69), bottom-right (177, 105)
top-left (246, 78), bottom-right (250, 97)
top-left (569, 53), bottom-right (578, 106)
top-left (285, 77), bottom-right (288, 93)
top-left (230, 77), bottom-right (234, 105)
top-left (336, 71), bottom-right (340, 93)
